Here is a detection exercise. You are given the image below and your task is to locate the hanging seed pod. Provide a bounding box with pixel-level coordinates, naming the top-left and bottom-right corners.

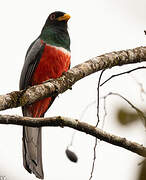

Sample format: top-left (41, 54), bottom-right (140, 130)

top-left (65, 148), bottom-right (78, 163)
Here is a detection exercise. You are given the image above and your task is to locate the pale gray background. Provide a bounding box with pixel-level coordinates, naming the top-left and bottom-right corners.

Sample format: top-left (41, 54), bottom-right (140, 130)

top-left (0, 0), bottom-right (146, 179)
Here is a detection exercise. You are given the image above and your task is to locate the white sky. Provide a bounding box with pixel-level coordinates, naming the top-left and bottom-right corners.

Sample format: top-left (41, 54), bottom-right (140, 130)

top-left (0, 0), bottom-right (146, 179)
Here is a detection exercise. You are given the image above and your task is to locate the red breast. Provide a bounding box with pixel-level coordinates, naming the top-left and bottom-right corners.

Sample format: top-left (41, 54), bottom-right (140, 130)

top-left (28, 43), bottom-right (71, 117)
top-left (31, 43), bottom-right (71, 85)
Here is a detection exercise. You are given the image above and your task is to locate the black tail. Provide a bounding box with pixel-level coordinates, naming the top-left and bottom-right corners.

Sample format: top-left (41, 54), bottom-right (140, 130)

top-left (23, 126), bottom-right (44, 179)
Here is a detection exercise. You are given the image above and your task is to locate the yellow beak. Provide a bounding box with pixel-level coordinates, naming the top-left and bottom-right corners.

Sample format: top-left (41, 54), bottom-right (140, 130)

top-left (57, 14), bottom-right (71, 21)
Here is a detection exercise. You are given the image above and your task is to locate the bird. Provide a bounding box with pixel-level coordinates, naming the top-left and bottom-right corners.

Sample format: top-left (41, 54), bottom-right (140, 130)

top-left (19, 11), bottom-right (71, 179)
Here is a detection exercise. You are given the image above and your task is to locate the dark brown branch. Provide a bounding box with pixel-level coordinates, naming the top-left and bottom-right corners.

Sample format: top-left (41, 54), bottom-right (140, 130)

top-left (0, 114), bottom-right (146, 157)
top-left (0, 46), bottom-right (146, 111)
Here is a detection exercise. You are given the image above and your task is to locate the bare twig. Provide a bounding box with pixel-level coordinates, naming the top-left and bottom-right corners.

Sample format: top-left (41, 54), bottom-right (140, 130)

top-left (69, 100), bottom-right (96, 147)
top-left (0, 114), bottom-right (146, 157)
top-left (100, 66), bottom-right (146, 87)
top-left (130, 75), bottom-right (146, 101)
top-left (103, 92), bottom-right (146, 126)
top-left (102, 96), bottom-right (108, 129)
top-left (80, 101), bottom-right (96, 121)
top-left (96, 70), bottom-right (105, 126)
top-left (89, 139), bottom-right (98, 180)
top-left (89, 70), bottom-right (105, 180)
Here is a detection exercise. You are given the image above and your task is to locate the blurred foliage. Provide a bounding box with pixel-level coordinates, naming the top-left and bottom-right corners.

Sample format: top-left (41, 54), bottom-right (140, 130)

top-left (116, 107), bottom-right (146, 180)
top-left (116, 108), bottom-right (139, 125)
top-left (137, 160), bottom-right (146, 180)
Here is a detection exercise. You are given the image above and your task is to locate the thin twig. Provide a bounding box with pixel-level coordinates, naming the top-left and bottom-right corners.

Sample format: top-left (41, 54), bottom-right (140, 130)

top-left (130, 75), bottom-right (146, 101)
top-left (102, 96), bottom-right (108, 129)
top-left (103, 92), bottom-right (146, 126)
top-left (80, 101), bottom-right (96, 121)
top-left (89, 70), bottom-right (105, 180)
top-left (96, 70), bottom-right (105, 126)
top-left (69, 100), bottom-right (96, 147)
top-left (100, 66), bottom-right (146, 87)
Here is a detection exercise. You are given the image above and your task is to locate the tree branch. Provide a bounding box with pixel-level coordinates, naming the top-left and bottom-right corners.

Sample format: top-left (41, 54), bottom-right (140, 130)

top-left (0, 114), bottom-right (146, 157)
top-left (0, 46), bottom-right (146, 111)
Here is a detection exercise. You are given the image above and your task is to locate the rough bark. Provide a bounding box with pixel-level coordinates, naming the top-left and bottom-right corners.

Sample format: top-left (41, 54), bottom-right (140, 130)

top-left (0, 46), bottom-right (146, 111)
top-left (0, 114), bottom-right (146, 157)
top-left (0, 46), bottom-right (146, 158)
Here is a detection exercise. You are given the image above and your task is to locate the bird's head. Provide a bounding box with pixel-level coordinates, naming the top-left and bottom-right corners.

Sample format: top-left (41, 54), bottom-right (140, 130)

top-left (40, 11), bottom-right (71, 50)
top-left (43, 11), bottom-right (71, 30)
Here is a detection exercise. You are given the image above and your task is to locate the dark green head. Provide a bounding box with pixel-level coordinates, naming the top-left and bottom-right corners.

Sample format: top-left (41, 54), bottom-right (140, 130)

top-left (40, 11), bottom-right (71, 51)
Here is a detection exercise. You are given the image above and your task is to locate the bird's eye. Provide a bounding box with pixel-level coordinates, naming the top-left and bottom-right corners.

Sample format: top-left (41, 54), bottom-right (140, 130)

top-left (50, 14), bottom-right (56, 21)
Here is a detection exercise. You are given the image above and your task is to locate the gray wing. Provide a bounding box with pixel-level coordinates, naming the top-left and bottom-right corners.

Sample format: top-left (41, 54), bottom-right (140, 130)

top-left (19, 38), bottom-right (45, 90)
top-left (19, 38), bottom-right (45, 179)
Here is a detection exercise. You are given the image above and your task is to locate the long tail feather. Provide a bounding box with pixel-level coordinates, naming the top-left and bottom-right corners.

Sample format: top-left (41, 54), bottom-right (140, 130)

top-left (23, 126), bottom-right (44, 179)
